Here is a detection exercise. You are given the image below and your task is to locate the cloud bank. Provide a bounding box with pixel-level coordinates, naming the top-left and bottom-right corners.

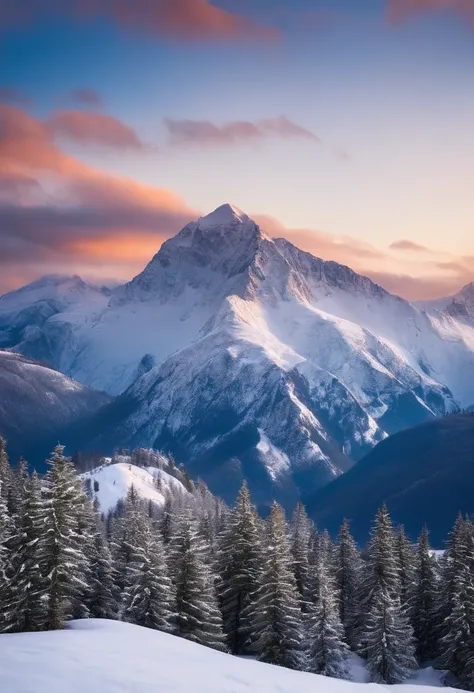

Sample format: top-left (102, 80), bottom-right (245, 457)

top-left (0, 99), bottom-right (471, 300)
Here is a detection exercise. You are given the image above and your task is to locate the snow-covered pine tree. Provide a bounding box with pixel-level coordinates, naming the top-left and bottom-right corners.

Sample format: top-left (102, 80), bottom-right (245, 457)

top-left (290, 502), bottom-right (312, 611)
top-left (336, 519), bottom-right (361, 648)
top-left (9, 458), bottom-right (30, 515)
top-left (84, 500), bottom-right (117, 621)
top-left (159, 493), bottom-right (173, 544)
top-left (396, 525), bottom-right (417, 624)
top-left (0, 479), bottom-right (12, 609)
top-left (0, 437), bottom-right (15, 513)
top-left (413, 526), bottom-right (438, 662)
top-left (440, 565), bottom-right (474, 685)
top-left (365, 584), bottom-right (418, 684)
top-left (217, 481), bottom-right (262, 654)
top-left (72, 485), bottom-right (101, 619)
top-left (122, 521), bottom-right (175, 633)
top-left (357, 505), bottom-right (417, 683)
top-left (111, 485), bottom-right (150, 591)
top-left (0, 471), bottom-right (48, 633)
top-left (243, 502), bottom-right (305, 671)
top-left (434, 514), bottom-right (469, 661)
top-left (40, 445), bottom-right (90, 630)
top-left (437, 517), bottom-right (474, 682)
top-left (169, 508), bottom-right (226, 651)
top-left (307, 535), bottom-right (350, 679)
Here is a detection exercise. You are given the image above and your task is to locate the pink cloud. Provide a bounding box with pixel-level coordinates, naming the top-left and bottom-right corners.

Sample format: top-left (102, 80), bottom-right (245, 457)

top-left (0, 102), bottom-right (471, 302)
top-left (0, 86), bottom-right (31, 107)
top-left (387, 0), bottom-right (474, 24)
top-left (0, 0), bottom-right (280, 42)
top-left (48, 110), bottom-right (147, 150)
top-left (165, 116), bottom-right (318, 146)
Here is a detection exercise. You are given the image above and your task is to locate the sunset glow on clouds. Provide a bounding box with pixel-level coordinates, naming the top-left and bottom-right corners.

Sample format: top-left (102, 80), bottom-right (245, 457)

top-left (0, 0), bottom-right (473, 299)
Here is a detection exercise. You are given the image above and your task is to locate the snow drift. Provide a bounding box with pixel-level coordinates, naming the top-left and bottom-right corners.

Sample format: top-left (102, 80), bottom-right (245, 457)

top-left (0, 619), bottom-right (452, 693)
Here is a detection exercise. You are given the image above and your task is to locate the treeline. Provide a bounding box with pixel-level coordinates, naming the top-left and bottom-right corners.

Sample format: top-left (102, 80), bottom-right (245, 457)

top-left (1, 438), bottom-right (474, 688)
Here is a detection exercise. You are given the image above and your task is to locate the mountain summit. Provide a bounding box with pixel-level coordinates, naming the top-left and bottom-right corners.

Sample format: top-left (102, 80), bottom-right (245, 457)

top-left (1, 205), bottom-right (473, 507)
top-left (197, 203), bottom-right (251, 229)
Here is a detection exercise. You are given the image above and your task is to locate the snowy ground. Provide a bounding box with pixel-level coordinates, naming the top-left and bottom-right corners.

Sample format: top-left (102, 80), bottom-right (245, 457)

top-left (81, 461), bottom-right (188, 513)
top-left (0, 620), bottom-right (452, 693)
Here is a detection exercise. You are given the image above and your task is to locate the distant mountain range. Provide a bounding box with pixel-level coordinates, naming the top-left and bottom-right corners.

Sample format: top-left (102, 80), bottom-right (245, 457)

top-left (0, 204), bottom-right (473, 509)
top-left (0, 350), bottom-right (109, 464)
top-left (306, 412), bottom-right (474, 547)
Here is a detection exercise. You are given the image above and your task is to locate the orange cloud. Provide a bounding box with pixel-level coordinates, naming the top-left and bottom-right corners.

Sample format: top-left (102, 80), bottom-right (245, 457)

top-left (48, 110), bottom-right (148, 150)
top-left (0, 100), bottom-right (196, 292)
top-left (0, 0), bottom-right (279, 42)
top-left (165, 116), bottom-right (318, 147)
top-left (0, 101), bottom-right (471, 302)
top-left (387, 0), bottom-right (474, 24)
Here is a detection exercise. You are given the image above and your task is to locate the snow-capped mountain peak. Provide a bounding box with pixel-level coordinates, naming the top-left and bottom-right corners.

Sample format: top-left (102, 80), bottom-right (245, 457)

top-left (1, 204), bottom-right (474, 508)
top-left (196, 202), bottom-right (250, 229)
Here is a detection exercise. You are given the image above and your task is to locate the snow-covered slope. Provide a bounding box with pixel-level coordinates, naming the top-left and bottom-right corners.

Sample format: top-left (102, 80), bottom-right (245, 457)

top-left (82, 460), bottom-right (188, 513)
top-left (0, 350), bottom-right (110, 466)
top-left (0, 619), bottom-right (453, 693)
top-left (1, 204), bottom-right (473, 506)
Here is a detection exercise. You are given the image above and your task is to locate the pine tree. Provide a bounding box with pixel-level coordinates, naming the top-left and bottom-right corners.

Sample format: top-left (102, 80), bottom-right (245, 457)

top-left (243, 503), bottom-right (305, 671)
top-left (413, 526), bottom-right (438, 662)
top-left (335, 519), bottom-right (361, 648)
top-left (217, 482), bottom-right (262, 654)
top-left (308, 539), bottom-right (350, 679)
top-left (169, 508), bottom-right (226, 651)
top-left (72, 488), bottom-right (100, 619)
top-left (122, 522), bottom-right (175, 633)
top-left (40, 445), bottom-right (89, 630)
top-left (437, 517), bottom-right (474, 681)
top-left (290, 502), bottom-right (312, 611)
top-left (0, 472), bottom-right (48, 633)
top-left (396, 525), bottom-right (417, 623)
top-left (159, 494), bottom-right (173, 544)
top-left (0, 479), bottom-right (12, 602)
top-left (365, 585), bottom-right (418, 684)
top-left (111, 485), bottom-right (150, 591)
top-left (357, 506), bottom-right (417, 683)
top-left (0, 437), bottom-right (15, 513)
top-left (84, 500), bottom-right (117, 621)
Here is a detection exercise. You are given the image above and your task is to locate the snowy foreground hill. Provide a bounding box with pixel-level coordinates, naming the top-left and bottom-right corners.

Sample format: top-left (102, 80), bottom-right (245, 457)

top-left (0, 620), bottom-right (452, 693)
top-left (1, 204), bottom-right (474, 506)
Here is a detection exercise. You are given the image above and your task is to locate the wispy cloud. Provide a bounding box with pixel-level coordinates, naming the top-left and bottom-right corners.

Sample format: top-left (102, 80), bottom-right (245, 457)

top-left (48, 110), bottom-right (148, 150)
top-left (387, 0), bottom-right (474, 25)
top-left (390, 239), bottom-right (429, 252)
top-left (70, 88), bottom-right (103, 107)
top-left (0, 0), bottom-right (280, 42)
top-left (0, 86), bottom-right (31, 107)
top-left (165, 116), bottom-right (319, 147)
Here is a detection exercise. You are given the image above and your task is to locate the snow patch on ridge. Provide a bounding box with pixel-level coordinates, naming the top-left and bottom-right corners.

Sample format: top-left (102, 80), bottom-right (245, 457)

top-left (82, 461), bottom-right (188, 514)
top-left (256, 429), bottom-right (291, 481)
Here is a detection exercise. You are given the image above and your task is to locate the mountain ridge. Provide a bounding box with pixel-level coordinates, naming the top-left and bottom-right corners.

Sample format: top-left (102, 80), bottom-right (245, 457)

top-left (0, 205), bottom-right (473, 506)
